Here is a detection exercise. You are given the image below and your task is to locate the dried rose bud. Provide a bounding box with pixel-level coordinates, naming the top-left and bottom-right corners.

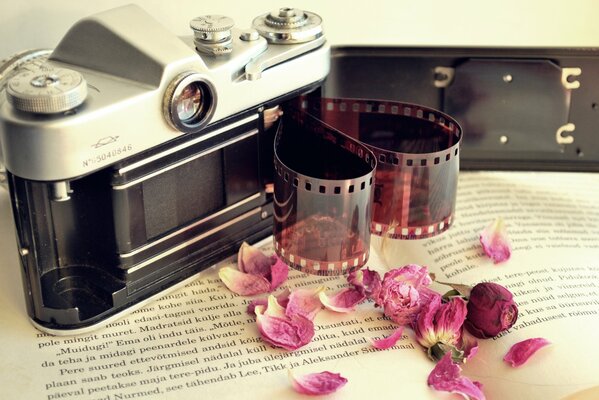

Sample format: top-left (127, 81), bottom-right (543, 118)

top-left (464, 282), bottom-right (518, 339)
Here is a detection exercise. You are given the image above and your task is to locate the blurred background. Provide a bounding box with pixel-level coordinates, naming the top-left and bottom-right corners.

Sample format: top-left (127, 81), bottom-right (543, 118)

top-left (2, 0), bottom-right (599, 57)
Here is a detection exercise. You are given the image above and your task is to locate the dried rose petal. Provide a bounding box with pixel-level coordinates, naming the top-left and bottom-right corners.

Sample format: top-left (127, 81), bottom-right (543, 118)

top-left (256, 308), bottom-right (314, 351)
top-left (269, 256), bottom-right (289, 291)
top-left (218, 266), bottom-right (271, 296)
top-left (238, 242), bottom-right (272, 276)
top-left (319, 288), bottom-right (366, 313)
top-left (479, 218), bottom-right (511, 263)
top-left (348, 268), bottom-right (382, 300)
top-left (460, 334), bottom-right (479, 362)
top-left (263, 295), bottom-right (287, 318)
top-left (289, 370), bottom-right (347, 396)
top-left (370, 326), bottom-right (404, 350)
top-left (428, 352), bottom-right (486, 400)
top-left (286, 287), bottom-right (324, 320)
top-left (246, 289), bottom-right (290, 315)
top-left (503, 338), bottom-right (551, 367)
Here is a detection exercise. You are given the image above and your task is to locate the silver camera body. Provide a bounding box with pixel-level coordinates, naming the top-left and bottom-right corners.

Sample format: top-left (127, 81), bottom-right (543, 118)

top-left (0, 5), bottom-right (329, 333)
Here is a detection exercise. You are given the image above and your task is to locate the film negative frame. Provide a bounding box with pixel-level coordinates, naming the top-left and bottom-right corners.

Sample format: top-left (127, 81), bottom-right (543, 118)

top-left (273, 106), bottom-right (376, 276)
top-left (306, 98), bottom-right (462, 240)
top-left (273, 97), bottom-right (462, 275)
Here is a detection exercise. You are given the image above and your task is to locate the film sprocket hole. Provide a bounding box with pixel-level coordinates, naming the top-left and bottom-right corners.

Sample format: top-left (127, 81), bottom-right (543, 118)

top-left (0, 5), bottom-right (330, 333)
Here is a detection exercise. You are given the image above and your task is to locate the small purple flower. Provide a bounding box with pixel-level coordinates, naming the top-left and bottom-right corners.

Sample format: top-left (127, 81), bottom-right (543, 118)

top-left (465, 282), bottom-right (518, 339)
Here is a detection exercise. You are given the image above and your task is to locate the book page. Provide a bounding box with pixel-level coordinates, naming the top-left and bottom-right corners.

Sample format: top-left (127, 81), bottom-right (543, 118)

top-left (377, 171), bottom-right (599, 400)
top-left (0, 171), bottom-right (598, 400)
top-left (0, 189), bottom-right (435, 400)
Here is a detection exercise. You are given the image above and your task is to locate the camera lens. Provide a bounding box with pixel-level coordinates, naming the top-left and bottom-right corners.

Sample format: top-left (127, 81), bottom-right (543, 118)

top-left (164, 73), bottom-right (216, 133)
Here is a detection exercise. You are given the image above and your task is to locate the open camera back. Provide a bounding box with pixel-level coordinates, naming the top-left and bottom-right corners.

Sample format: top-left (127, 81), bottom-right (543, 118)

top-left (0, 5), bottom-right (329, 333)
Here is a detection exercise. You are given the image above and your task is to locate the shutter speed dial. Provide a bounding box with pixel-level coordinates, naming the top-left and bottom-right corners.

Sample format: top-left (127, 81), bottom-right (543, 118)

top-left (6, 66), bottom-right (87, 114)
top-left (252, 8), bottom-right (323, 44)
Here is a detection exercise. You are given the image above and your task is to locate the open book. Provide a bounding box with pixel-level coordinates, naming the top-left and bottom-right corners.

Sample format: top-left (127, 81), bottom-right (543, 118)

top-left (0, 171), bottom-right (598, 399)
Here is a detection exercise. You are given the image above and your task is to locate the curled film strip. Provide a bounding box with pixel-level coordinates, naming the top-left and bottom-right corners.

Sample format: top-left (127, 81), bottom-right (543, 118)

top-left (274, 97), bottom-right (462, 275)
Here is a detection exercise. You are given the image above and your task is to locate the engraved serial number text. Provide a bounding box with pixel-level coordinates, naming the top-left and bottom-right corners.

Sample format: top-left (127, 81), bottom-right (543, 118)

top-left (83, 144), bottom-right (133, 168)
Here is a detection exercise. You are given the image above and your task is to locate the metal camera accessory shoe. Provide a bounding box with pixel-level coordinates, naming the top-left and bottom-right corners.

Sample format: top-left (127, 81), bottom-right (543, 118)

top-left (0, 5), bottom-right (329, 334)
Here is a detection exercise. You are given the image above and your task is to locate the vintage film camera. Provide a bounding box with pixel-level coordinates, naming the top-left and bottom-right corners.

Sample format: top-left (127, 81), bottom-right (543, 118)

top-left (0, 5), bottom-right (329, 333)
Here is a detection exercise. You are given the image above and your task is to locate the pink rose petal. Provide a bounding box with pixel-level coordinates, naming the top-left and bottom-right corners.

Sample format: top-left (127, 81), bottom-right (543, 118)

top-left (256, 308), bottom-right (314, 351)
top-left (286, 287), bottom-right (324, 320)
top-left (218, 266), bottom-right (271, 296)
top-left (269, 256), bottom-right (289, 291)
top-left (319, 288), bottom-right (366, 313)
top-left (238, 242), bottom-right (273, 276)
top-left (461, 334), bottom-right (479, 362)
top-left (289, 370), bottom-right (348, 396)
top-left (348, 268), bottom-right (382, 299)
top-left (264, 295), bottom-right (288, 318)
top-left (247, 289), bottom-right (290, 315)
top-left (428, 352), bottom-right (486, 400)
top-left (370, 326), bottom-right (404, 350)
top-left (479, 218), bottom-right (512, 263)
top-left (503, 338), bottom-right (551, 367)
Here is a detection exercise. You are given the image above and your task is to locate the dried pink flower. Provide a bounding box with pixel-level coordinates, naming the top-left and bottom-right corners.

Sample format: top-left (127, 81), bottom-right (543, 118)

top-left (376, 265), bottom-right (435, 325)
top-left (348, 267), bottom-right (382, 300)
top-left (319, 288), bottom-right (366, 313)
top-left (465, 282), bottom-right (518, 339)
top-left (479, 218), bottom-right (512, 263)
top-left (413, 294), bottom-right (468, 361)
top-left (286, 287), bottom-right (324, 320)
top-left (428, 352), bottom-right (486, 400)
top-left (255, 296), bottom-right (314, 351)
top-left (370, 326), bottom-right (404, 350)
top-left (503, 338), bottom-right (551, 367)
top-left (218, 267), bottom-right (271, 296)
top-left (289, 370), bottom-right (348, 396)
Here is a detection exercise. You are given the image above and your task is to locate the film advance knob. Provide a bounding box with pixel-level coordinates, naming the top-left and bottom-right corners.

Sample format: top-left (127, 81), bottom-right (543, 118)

top-left (6, 67), bottom-right (87, 114)
top-left (252, 8), bottom-right (323, 43)
top-left (190, 15), bottom-right (235, 55)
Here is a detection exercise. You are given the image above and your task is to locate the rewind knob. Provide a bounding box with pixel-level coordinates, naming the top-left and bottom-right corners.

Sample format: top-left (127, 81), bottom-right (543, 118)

top-left (6, 66), bottom-right (87, 114)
